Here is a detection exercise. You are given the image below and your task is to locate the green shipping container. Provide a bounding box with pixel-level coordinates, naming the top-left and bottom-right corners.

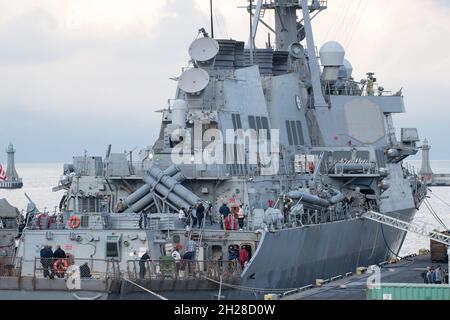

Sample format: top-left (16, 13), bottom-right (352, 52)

top-left (367, 283), bottom-right (450, 300)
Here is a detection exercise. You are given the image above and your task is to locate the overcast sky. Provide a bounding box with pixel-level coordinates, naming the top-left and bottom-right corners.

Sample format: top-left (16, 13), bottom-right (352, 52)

top-left (0, 0), bottom-right (449, 163)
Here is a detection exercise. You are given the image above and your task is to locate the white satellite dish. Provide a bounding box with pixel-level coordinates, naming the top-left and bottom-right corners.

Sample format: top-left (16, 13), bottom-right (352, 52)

top-left (178, 68), bottom-right (210, 94)
top-left (189, 37), bottom-right (220, 62)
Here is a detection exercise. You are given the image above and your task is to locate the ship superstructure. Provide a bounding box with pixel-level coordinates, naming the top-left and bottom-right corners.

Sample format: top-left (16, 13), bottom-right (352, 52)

top-left (0, 0), bottom-right (427, 300)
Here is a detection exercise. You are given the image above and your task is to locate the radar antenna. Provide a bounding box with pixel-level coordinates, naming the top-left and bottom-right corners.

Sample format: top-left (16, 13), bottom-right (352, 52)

top-left (210, 0), bottom-right (214, 38)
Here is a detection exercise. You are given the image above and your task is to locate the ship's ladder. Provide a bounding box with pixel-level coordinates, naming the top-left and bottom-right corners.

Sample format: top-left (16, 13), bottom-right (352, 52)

top-left (360, 210), bottom-right (450, 274)
top-left (259, 7), bottom-right (266, 19)
top-left (360, 210), bottom-right (450, 246)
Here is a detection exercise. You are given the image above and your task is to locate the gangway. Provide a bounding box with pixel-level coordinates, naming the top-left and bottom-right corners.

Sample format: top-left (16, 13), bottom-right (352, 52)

top-left (360, 210), bottom-right (450, 273)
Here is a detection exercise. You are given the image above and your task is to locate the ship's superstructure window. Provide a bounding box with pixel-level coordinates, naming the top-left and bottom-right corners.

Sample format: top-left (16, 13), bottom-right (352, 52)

top-left (286, 120), bottom-right (304, 146)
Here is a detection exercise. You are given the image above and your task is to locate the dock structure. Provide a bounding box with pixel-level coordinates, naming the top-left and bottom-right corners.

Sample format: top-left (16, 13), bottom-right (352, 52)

top-left (0, 143), bottom-right (23, 189)
top-left (281, 254), bottom-right (443, 300)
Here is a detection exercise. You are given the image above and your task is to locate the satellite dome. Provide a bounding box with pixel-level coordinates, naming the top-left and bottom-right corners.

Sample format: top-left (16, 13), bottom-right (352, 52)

top-left (338, 59), bottom-right (353, 79)
top-left (319, 41), bottom-right (345, 67)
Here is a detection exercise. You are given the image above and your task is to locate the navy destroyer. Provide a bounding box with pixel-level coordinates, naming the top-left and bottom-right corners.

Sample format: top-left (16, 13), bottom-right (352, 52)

top-left (0, 0), bottom-right (427, 300)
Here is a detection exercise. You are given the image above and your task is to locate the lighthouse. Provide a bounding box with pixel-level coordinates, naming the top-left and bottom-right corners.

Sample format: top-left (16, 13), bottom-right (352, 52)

top-left (0, 143), bottom-right (23, 189)
top-left (419, 139), bottom-right (433, 185)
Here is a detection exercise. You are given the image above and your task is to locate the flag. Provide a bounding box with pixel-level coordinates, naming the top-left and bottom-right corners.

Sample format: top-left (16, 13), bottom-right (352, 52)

top-left (0, 164), bottom-right (7, 181)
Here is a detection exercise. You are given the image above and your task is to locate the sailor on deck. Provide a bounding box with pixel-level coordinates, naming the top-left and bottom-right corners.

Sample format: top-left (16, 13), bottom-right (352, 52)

top-left (40, 245), bottom-right (54, 279)
top-left (139, 251), bottom-right (151, 279)
top-left (219, 203), bottom-right (230, 230)
top-left (171, 248), bottom-right (181, 277)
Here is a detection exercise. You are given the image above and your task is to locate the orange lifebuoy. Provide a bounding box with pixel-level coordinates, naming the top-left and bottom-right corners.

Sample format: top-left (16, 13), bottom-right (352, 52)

top-left (68, 215), bottom-right (81, 229)
top-left (53, 259), bottom-right (69, 274)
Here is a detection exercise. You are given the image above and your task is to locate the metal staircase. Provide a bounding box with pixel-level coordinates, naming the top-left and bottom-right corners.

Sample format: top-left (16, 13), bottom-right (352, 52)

top-left (361, 211), bottom-right (450, 246)
top-left (360, 210), bottom-right (450, 271)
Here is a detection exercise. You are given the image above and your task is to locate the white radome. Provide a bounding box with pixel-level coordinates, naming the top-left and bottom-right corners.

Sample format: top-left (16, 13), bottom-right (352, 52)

top-left (339, 59), bottom-right (353, 79)
top-left (319, 41), bottom-right (345, 66)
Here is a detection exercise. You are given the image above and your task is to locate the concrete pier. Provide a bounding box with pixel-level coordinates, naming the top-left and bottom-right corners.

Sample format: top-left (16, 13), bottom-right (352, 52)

top-left (281, 254), bottom-right (439, 300)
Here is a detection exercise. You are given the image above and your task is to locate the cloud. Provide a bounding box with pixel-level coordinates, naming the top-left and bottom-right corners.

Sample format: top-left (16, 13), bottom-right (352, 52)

top-left (0, 8), bottom-right (71, 65)
top-left (0, 0), bottom-right (209, 162)
top-left (0, 0), bottom-right (449, 162)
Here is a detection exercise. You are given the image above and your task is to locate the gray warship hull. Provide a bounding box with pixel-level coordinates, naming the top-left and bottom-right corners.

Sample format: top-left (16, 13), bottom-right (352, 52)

top-left (0, 210), bottom-right (413, 300)
top-left (0, 0), bottom-right (428, 300)
top-left (120, 213), bottom-right (415, 300)
top-left (242, 210), bottom-right (414, 291)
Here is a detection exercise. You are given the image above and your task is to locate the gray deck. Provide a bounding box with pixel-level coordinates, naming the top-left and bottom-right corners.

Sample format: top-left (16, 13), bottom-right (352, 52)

top-left (282, 254), bottom-right (442, 300)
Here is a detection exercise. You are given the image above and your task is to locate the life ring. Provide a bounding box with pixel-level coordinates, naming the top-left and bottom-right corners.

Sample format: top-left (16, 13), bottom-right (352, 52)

top-left (68, 215), bottom-right (81, 229)
top-left (53, 259), bottom-right (69, 274)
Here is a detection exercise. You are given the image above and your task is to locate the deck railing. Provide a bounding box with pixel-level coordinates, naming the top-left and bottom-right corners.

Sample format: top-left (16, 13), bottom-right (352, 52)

top-left (125, 259), bottom-right (243, 282)
top-left (32, 257), bottom-right (120, 283)
top-left (0, 256), bottom-right (21, 277)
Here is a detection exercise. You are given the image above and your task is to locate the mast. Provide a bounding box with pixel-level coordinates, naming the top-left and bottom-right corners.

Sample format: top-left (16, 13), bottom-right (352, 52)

top-left (249, 0), bottom-right (254, 64)
top-left (245, 0), bottom-right (327, 106)
top-left (300, 0), bottom-right (328, 107)
top-left (274, 0), bottom-right (299, 51)
top-left (210, 0), bottom-right (214, 38)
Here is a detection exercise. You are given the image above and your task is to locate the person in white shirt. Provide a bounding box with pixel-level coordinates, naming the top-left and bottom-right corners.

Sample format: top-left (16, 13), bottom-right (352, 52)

top-left (178, 208), bottom-right (187, 223)
top-left (171, 248), bottom-right (181, 276)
